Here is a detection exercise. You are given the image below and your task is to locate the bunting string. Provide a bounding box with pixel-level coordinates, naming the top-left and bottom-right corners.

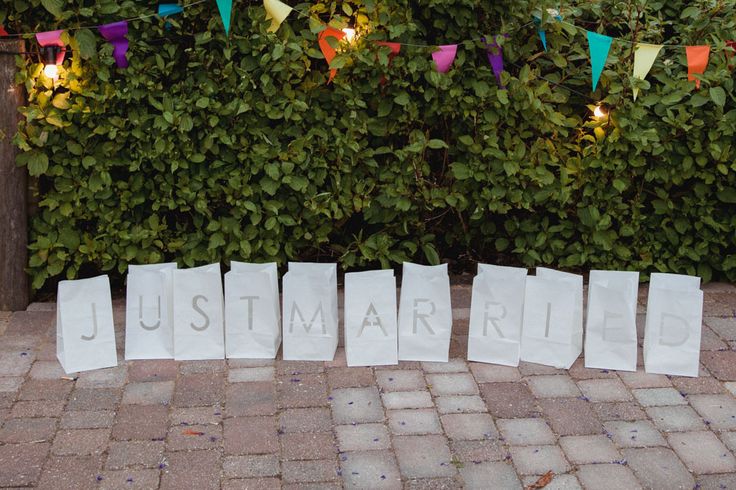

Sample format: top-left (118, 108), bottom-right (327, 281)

top-left (0, 1), bottom-right (732, 98)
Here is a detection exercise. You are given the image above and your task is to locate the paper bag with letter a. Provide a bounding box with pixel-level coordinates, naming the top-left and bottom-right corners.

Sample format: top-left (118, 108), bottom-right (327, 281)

top-left (520, 268), bottom-right (583, 369)
top-left (644, 273), bottom-right (703, 377)
top-left (173, 263), bottom-right (225, 360)
top-left (398, 262), bottom-right (452, 362)
top-left (344, 270), bottom-right (398, 367)
top-left (467, 264), bottom-right (527, 366)
top-left (224, 261), bottom-right (281, 359)
top-left (585, 270), bottom-right (639, 371)
top-left (57, 275), bottom-right (118, 373)
top-left (282, 262), bottom-right (339, 361)
top-left (125, 263), bottom-right (177, 360)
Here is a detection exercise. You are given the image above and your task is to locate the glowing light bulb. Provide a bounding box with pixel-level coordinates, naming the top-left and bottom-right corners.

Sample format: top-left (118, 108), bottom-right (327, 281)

top-left (43, 63), bottom-right (59, 80)
top-left (342, 28), bottom-right (356, 44)
top-left (593, 105), bottom-right (607, 119)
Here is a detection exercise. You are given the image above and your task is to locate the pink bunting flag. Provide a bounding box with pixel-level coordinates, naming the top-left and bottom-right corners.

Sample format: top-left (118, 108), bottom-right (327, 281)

top-left (98, 21), bottom-right (129, 68)
top-left (432, 44), bottom-right (457, 73)
top-left (35, 30), bottom-right (65, 65)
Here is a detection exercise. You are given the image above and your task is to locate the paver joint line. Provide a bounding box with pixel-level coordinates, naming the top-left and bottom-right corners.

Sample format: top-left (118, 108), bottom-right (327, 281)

top-left (0, 284), bottom-right (735, 487)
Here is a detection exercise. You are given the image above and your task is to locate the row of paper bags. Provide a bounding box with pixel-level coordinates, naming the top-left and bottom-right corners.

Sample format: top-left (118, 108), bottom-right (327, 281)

top-left (56, 262), bottom-right (703, 377)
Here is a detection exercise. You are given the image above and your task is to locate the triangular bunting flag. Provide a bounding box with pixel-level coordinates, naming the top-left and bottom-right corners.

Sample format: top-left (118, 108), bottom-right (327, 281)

top-left (376, 41), bottom-right (401, 84)
top-left (158, 4), bottom-right (183, 17)
top-left (532, 9), bottom-right (562, 52)
top-left (264, 0), bottom-right (293, 33)
top-left (98, 21), bottom-right (129, 68)
top-left (532, 17), bottom-right (547, 51)
top-left (0, 26), bottom-right (8, 36)
top-left (36, 30), bottom-right (64, 48)
top-left (216, 0), bottom-right (233, 35)
top-left (484, 35), bottom-right (506, 86)
top-left (587, 31), bottom-right (613, 91)
top-left (686, 45), bottom-right (710, 89)
top-left (376, 41), bottom-right (401, 61)
top-left (318, 26), bottom-right (346, 83)
top-left (632, 43), bottom-right (663, 100)
top-left (432, 44), bottom-right (458, 73)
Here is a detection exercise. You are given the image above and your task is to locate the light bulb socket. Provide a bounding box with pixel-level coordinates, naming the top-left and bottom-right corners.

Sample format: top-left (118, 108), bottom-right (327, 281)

top-left (42, 45), bottom-right (65, 66)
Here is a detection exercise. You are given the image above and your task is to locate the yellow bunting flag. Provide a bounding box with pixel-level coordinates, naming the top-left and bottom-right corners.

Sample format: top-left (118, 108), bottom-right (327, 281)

top-left (632, 43), bottom-right (663, 100)
top-left (264, 0), bottom-right (293, 33)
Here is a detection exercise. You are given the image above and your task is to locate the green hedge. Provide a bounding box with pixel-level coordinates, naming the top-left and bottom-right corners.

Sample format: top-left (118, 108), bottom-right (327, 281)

top-left (3, 0), bottom-right (736, 290)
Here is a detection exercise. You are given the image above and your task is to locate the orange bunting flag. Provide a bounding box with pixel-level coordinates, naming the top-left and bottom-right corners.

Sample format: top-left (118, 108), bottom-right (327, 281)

top-left (318, 26), bottom-right (346, 84)
top-left (686, 45), bottom-right (710, 89)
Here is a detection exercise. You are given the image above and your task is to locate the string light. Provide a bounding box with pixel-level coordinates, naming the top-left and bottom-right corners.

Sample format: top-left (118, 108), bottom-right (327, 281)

top-left (41, 45), bottom-right (63, 81)
top-left (593, 105), bottom-right (607, 119)
top-left (341, 27), bottom-right (357, 44)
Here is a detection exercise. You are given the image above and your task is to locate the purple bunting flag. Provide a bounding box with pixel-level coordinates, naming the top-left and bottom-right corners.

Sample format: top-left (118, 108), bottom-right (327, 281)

top-left (483, 35), bottom-right (507, 87)
top-left (98, 21), bottom-right (129, 68)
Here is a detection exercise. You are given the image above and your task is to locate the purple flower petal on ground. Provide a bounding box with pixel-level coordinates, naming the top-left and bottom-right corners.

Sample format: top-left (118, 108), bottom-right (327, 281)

top-left (96, 475), bottom-right (103, 482)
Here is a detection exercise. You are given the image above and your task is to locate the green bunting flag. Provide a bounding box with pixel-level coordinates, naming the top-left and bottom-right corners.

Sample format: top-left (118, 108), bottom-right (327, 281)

top-left (216, 0), bottom-right (233, 34)
top-left (587, 31), bottom-right (613, 91)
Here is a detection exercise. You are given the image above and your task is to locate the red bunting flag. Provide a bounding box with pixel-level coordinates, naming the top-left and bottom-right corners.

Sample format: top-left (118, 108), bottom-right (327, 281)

top-left (318, 26), bottom-right (346, 84)
top-left (376, 41), bottom-right (401, 85)
top-left (685, 45), bottom-right (710, 89)
top-left (0, 26), bottom-right (8, 36)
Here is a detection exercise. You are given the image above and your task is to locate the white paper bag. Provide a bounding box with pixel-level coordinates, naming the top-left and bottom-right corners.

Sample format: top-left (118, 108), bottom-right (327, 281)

top-left (125, 263), bottom-right (177, 360)
top-left (585, 270), bottom-right (639, 371)
top-left (173, 263), bottom-right (225, 360)
top-left (644, 273), bottom-right (703, 377)
top-left (57, 275), bottom-right (118, 373)
top-left (520, 268), bottom-right (583, 369)
top-left (345, 270), bottom-right (398, 367)
top-left (282, 262), bottom-right (339, 361)
top-left (224, 262), bottom-right (281, 359)
top-left (398, 262), bottom-right (452, 362)
top-left (468, 264), bottom-right (527, 366)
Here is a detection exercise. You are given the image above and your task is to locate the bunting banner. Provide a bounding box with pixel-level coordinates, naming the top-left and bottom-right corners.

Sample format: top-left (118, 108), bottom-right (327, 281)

top-left (35, 30), bottom-right (66, 65)
top-left (216, 0), bottom-right (233, 35)
top-left (483, 35), bottom-right (505, 86)
top-left (432, 44), bottom-right (457, 73)
top-left (98, 21), bottom-right (129, 68)
top-left (686, 45), bottom-right (710, 89)
top-left (158, 4), bottom-right (183, 17)
top-left (632, 43), bottom-right (663, 100)
top-left (0, 26), bottom-right (8, 36)
top-left (532, 9), bottom-right (562, 52)
top-left (36, 30), bottom-right (64, 48)
top-left (264, 0), bottom-right (293, 33)
top-left (318, 26), bottom-right (346, 83)
top-left (587, 31), bottom-right (613, 91)
top-left (376, 41), bottom-right (401, 84)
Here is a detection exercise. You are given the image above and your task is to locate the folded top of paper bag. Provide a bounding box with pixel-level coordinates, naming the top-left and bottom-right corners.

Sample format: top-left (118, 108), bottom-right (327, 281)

top-left (403, 262), bottom-right (448, 276)
top-left (128, 263), bottom-right (177, 273)
top-left (287, 263), bottom-right (337, 283)
top-left (477, 263), bottom-right (527, 278)
top-left (650, 272), bottom-right (701, 291)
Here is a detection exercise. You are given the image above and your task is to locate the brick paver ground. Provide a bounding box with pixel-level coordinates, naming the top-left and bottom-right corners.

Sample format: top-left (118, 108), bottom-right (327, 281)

top-left (0, 283), bottom-right (735, 488)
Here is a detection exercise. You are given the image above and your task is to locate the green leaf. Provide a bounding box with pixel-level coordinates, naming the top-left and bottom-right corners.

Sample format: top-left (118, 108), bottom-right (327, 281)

top-left (40, 0), bottom-right (63, 17)
top-left (427, 139), bottom-right (448, 149)
top-left (709, 87), bottom-right (726, 107)
top-left (422, 243), bottom-right (440, 265)
top-left (26, 151), bottom-right (49, 176)
top-left (75, 29), bottom-right (97, 59)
